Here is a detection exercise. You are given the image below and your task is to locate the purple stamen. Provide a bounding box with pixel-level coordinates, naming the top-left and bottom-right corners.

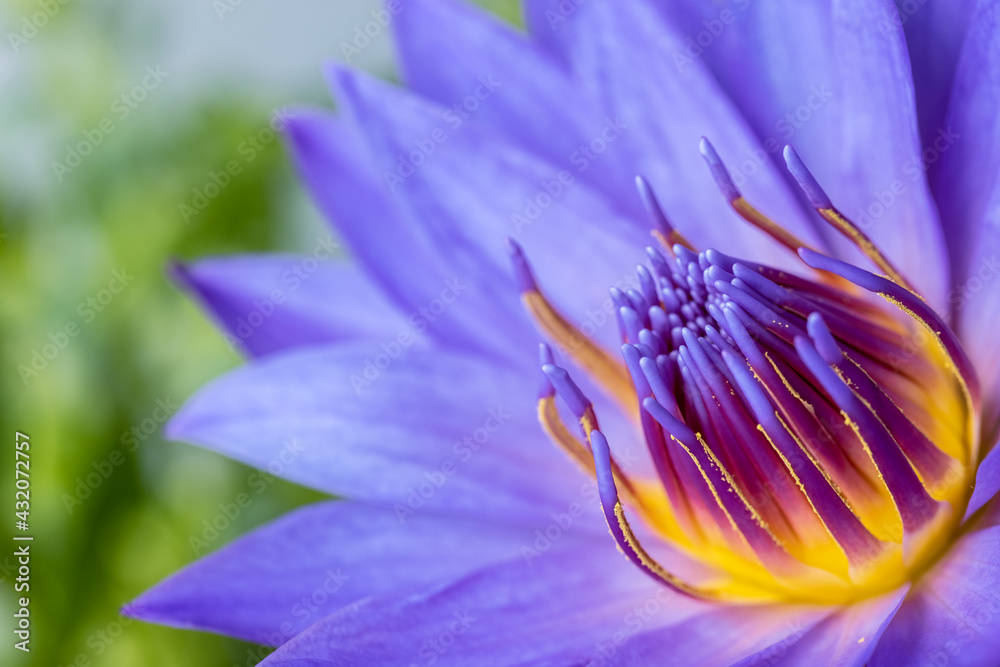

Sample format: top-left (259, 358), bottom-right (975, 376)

top-left (698, 137), bottom-right (741, 204)
top-left (783, 145), bottom-right (833, 210)
top-left (794, 335), bottom-right (940, 532)
top-left (504, 237), bottom-right (538, 293)
top-left (542, 362), bottom-right (591, 421)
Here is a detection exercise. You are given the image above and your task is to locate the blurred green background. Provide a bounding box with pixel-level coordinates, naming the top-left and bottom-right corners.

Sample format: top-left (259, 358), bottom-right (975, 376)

top-left (0, 0), bottom-right (520, 664)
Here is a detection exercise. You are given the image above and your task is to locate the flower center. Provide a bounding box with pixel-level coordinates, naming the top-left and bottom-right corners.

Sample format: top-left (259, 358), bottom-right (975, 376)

top-left (510, 143), bottom-right (981, 604)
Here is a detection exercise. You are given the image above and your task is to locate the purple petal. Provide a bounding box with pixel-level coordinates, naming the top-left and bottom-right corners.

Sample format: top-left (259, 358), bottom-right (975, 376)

top-left (391, 0), bottom-right (638, 217)
top-left (602, 604), bottom-right (831, 666)
top-left (326, 66), bottom-right (650, 354)
top-left (259, 539), bottom-right (705, 666)
top-left (170, 256), bottom-right (412, 357)
top-left (966, 439), bottom-right (1000, 521)
top-left (931, 0), bottom-right (1000, 404)
top-left (521, 0), bottom-right (577, 57)
top-left (825, 0), bottom-right (949, 307)
top-left (646, 0), bottom-right (950, 308)
top-left (166, 343), bottom-right (590, 524)
top-left (869, 523), bottom-right (1000, 666)
top-left (554, 0), bottom-right (823, 267)
top-left (733, 588), bottom-right (908, 667)
top-left (894, 0), bottom-right (976, 151)
top-left (124, 501), bottom-right (601, 646)
top-left (283, 109), bottom-right (528, 362)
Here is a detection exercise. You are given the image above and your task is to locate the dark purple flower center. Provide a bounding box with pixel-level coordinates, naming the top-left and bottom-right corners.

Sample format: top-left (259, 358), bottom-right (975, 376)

top-left (510, 143), bottom-right (981, 603)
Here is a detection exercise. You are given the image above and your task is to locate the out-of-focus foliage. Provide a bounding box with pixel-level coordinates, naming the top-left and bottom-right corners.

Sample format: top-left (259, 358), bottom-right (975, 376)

top-left (0, 0), bottom-right (521, 665)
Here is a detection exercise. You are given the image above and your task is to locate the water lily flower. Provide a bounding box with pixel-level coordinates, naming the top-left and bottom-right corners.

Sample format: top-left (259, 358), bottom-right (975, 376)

top-left (125, 0), bottom-right (1000, 664)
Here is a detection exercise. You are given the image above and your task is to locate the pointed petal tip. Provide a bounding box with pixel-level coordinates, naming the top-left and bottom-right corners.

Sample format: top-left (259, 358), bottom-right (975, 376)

top-left (120, 600), bottom-right (142, 620)
top-left (119, 595), bottom-right (165, 624)
top-left (163, 393), bottom-right (204, 444)
top-left (165, 258), bottom-right (193, 290)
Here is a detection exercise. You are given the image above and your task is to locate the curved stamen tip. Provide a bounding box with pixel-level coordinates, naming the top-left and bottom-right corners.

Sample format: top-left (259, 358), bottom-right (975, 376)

top-left (588, 429), bottom-right (620, 508)
top-left (537, 343), bottom-right (556, 399)
top-left (542, 362), bottom-right (591, 419)
top-left (798, 247), bottom-right (879, 291)
top-left (504, 237), bottom-right (538, 293)
top-left (806, 312), bottom-right (842, 365)
top-left (635, 175), bottom-right (674, 232)
top-left (698, 137), bottom-right (740, 203)
top-left (783, 146), bottom-right (832, 210)
top-left (634, 175), bottom-right (656, 210)
top-left (539, 342), bottom-right (555, 367)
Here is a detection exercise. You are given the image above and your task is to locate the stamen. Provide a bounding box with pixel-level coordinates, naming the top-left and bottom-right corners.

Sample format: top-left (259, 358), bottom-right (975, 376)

top-left (699, 138), bottom-right (815, 254)
top-left (635, 176), bottom-right (695, 252)
top-left (717, 303), bottom-right (886, 508)
top-left (726, 263), bottom-right (938, 394)
top-left (538, 345), bottom-right (644, 508)
top-left (588, 429), bottom-right (718, 599)
top-left (722, 350), bottom-right (889, 575)
top-left (784, 146), bottom-right (917, 295)
top-left (678, 331), bottom-right (803, 543)
top-left (506, 238), bottom-right (637, 417)
top-left (641, 395), bottom-right (802, 574)
top-left (798, 248), bottom-right (981, 454)
top-left (622, 344), bottom-right (703, 541)
top-left (537, 348), bottom-right (598, 477)
top-left (806, 314), bottom-right (962, 493)
top-left (794, 334), bottom-right (943, 534)
top-left (516, 147), bottom-right (978, 602)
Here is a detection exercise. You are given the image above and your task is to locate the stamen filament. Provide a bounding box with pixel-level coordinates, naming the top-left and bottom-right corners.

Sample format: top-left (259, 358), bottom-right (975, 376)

top-left (699, 138), bottom-right (816, 255)
top-left (784, 146), bottom-right (917, 296)
top-left (506, 239), bottom-right (638, 418)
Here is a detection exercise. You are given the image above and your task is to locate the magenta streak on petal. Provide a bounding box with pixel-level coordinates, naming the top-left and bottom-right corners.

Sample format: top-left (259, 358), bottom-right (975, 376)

top-left (723, 350), bottom-right (887, 568)
top-left (798, 247), bottom-right (981, 411)
top-left (795, 335), bottom-right (941, 533)
top-left (716, 303), bottom-right (874, 499)
top-left (806, 313), bottom-right (956, 488)
top-left (623, 345), bottom-right (705, 543)
top-left (642, 396), bottom-right (799, 573)
top-left (579, 429), bottom-right (705, 600)
top-left (679, 331), bottom-right (801, 540)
